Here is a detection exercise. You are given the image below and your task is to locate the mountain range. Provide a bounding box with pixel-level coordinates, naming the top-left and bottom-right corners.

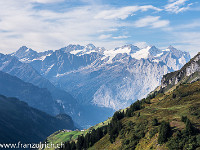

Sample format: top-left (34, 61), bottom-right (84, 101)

top-left (0, 44), bottom-right (190, 127)
top-left (12, 44), bottom-right (190, 110)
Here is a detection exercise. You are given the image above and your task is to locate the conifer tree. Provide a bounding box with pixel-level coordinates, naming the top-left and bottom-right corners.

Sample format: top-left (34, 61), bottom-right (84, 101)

top-left (158, 121), bottom-right (170, 144)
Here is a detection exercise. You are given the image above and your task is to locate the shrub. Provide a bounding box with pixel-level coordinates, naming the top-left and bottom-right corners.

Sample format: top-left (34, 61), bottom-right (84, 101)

top-left (181, 116), bottom-right (188, 123)
top-left (149, 127), bottom-right (158, 139)
top-left (152, 118), bottom-right (158, 126)
top-left (172, 93), bottom-right (176, 98)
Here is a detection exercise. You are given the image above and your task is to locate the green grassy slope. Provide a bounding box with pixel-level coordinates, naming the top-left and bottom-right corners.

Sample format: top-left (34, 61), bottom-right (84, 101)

top-left (43, 117), bottom-right (112, 149)
top-left (89, 81), bottom-right (200, 150)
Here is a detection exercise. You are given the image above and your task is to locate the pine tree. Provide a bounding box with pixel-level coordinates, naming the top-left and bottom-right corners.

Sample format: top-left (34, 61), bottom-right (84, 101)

top-left (70, 141), bottom-right (76, 150)
top-left (186, 119), bottom-right (194, 135)
top-left (64, 141), bottom-right (71, 150)
top-left (158, 121), bottom-right (170, 144)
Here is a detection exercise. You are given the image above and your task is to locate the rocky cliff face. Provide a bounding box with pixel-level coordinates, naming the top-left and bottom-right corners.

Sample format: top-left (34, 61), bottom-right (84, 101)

top-left (161, 52), bottom-right (200, 91)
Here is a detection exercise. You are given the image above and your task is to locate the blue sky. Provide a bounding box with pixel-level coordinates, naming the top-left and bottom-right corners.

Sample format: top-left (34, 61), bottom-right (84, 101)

top-left (0, 0), bottom-right (200, 56)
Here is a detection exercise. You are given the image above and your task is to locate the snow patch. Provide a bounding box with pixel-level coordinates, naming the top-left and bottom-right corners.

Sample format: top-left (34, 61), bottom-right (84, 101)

top-left (33, 53), bottom-right (52, 61)
top-left (131, 46), bottom-right (151, 60)
top-left (178, 56), bottom-right (186, 65)
top-left (19, 58), bottom-right (30, 62)
top-left (103, 47), bottom-right (131, 63)
top-left (153, 59), bottom-right (159, 63)
top-left (70, 50), bottom-right (84, 55)
top-left (155, 52), bottom-right (163, 57)
top-left (44, 64), bottom-right (54, 74)
top-left (162, 48), bottom-right (170, 52)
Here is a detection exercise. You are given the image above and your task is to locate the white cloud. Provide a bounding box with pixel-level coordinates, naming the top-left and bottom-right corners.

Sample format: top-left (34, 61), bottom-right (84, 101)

top-left (97, 28), bottom-right (118, 33)
top-left (0, 0), bottom-right (166, 53)
top-left (0, 1), bottom-right (124, 53)
top-left (95, 5), bottom-right (162, 20)
top-left (99, 34), bottom-right (112, 39)
top-left (134, 16), bottom-right (169, 28)
top-left (0, 0), bottom-right (197, 55)
top-left (174, 20), bottom-right (200, 29)
top-left (165, 0), bottom-right (193, 13)
top-left (113, 35), bottom-right (129, 39)
top-left (32, 0), bottom-right (64, 3)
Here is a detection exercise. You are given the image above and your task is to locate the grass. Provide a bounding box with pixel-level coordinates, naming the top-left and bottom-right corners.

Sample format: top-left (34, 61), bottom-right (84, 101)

top-left (42, 131), bottom-right (85, 150)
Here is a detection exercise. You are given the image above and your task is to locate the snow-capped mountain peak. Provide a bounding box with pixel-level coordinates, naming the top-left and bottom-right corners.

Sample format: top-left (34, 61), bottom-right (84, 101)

top-left (15, 46), bottom-right (34, 54)
top-left (131, 46), bottom-right (151, 60)
top-left (85, 44), bottom-right (96, 50)
top-left (12, 46), bottom-right (38, 62)
top-left (12, 46), bottom-right (53, 63)
top-left (61, 44), bottom-right (85, 52)
top-left (103, 45), bottom-right (164, 61)
top-left (68, 44), bottom-right (105, 56)
top-left (18, 46), bottom-right (29, 51)
top-left (114, 44), bottom-right (139, 52)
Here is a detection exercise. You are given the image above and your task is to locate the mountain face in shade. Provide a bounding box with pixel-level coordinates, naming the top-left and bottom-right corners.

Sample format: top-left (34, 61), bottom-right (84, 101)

top-left (0, 53), bottom-right (78, 118)
top-left (0, 95), bottom-right (75, 143)
top-left (0, 71), bottom-right (59, 115)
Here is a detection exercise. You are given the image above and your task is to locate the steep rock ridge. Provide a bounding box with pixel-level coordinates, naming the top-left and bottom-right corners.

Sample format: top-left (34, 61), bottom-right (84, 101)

top-left (161, 52), bottom-right (200, 91)
top-left (81, 58), bottom-right (170, 110)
